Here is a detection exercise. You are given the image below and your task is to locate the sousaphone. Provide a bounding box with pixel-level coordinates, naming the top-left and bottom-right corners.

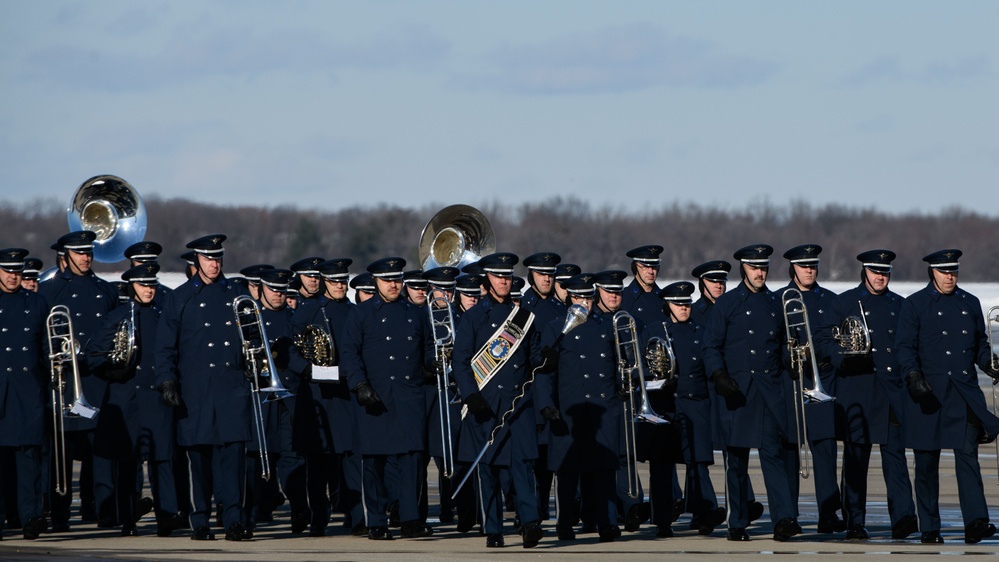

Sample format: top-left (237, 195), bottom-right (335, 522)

top-left (418, 205), bottom-right (495, 270)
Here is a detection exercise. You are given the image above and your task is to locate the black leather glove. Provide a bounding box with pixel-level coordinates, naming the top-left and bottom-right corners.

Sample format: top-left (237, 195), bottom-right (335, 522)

top-left (617, 386), bottom-right (631, 402)
top-left (710, 369), bottom-right (740, 398)
top-left (157, 380), bottom-right (183, 408)
top-left (537, 346), bottom-right (559, 373)
top-left (985, 357), bottom-right (999, 384)
top-left (352, 382), bottom-right (383, 407)
top-left (905, 370), bottom-right (933, 401)
top-left (540, 406), bottom-right (562, 422)
top-left (464, 392), bottom-right (493, 417)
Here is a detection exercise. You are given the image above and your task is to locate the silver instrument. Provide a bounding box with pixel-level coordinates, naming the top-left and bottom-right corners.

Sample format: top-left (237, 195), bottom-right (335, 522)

top-left (988, 305), bottom-right (999, 485)
top-left (47, 305), bottom-right (100, 496)
top-left (645, 326), bottom-right (677, 383)
top-left (832, 300), bottom-right (872, 355)
top-left (782, 288), bottom-right (835, 480)
top-left (294, 306), bottom-right (336, 367)
top-left (418, 205), bottom-right (495, 270)
top-left (613, 310), bottom-right (669, 499)
top-left (233, 296), bottom-right (295, 481)
top-left (108, 300), bottom-right (138, 372)
top-left (67, 175), bottom-right (147, 263)
top-left (428, 294), bottom-right (458, 479)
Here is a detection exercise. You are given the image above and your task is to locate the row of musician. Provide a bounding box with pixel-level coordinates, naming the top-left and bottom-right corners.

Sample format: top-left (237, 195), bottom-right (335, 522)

top-left (0, 233), bottom-right (998, 547)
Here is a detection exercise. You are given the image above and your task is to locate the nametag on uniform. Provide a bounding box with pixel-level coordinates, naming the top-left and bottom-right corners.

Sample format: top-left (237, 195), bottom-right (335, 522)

top-left (645, 380), bottom-right (666, 391)
top-left (312, 365), bottom-right (340, 381)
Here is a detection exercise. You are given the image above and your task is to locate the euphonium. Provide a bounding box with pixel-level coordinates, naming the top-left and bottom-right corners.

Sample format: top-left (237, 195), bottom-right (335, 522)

top-left (832, 300), bottom-right (871, 355)
top-left (108, 300), bottom-right (138, 371)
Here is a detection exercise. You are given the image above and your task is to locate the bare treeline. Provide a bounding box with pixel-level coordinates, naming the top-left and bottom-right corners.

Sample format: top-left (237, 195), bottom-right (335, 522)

top-left (4, 196), bottom-right (998, 282)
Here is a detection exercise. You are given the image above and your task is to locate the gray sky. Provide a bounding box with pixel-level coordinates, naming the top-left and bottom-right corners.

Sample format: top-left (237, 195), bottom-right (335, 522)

top-left (2, 1), bottom-right (997, 215)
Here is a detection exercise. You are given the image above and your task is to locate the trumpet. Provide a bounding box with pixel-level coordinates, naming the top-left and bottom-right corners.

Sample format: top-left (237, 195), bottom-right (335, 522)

top-left (107, 300), bottom-right (138, 372)
top-left (428, 293), bottom-right (457, 479)
top-left (233, 295), bottom-right (295, 481)
top-left (613, 310), bottom-right (669, 499)
top-left (987, 305), bottom-right (999, 485)
top-left (47, 305), bottom-right (100, 496)
top-left (782, 288), bottom-right (835, 480)
top-left (832, 300), bottom-right (871, 355)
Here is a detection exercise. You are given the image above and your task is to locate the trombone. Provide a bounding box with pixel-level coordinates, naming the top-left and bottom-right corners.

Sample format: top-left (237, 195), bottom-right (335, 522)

top-left (428, 293), bottom-right (457, 479)
top-left (782, 288), bottom-right (835, 480)
top-left (613, 310), bottom-right (669, 499)
top-left (988, 305), bottom-right (999, 485)
top-left (47, 305), bottom-right (100, 496)
top-left (233, 296), bottom-right (294, 481)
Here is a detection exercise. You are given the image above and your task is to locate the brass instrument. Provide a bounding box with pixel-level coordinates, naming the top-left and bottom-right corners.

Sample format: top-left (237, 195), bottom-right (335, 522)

top-left (428, 293), bottom-right (457, 479)
top-left (107, 300), bottom-right (138, 372)
top-left (67, 175), bottom-right (147, 263)
top-left (233, 295), bottom-right (295, 481)
top-left (47, 305), bottom-right (100, 496)
top-left (613, 310), bottom-right (669, 499)
top-left (418, 205), bottom-right (495, 270)
top-left (988, 305), bottom-right (999, 485)
top-left (832, 300), bottom-right (871, 355)
top-left (782, 288), bottom-right (835, 480)
top-left (645, 327), bottom-right (677, 383)
top-left (294, 306), bottom-right (336, 367)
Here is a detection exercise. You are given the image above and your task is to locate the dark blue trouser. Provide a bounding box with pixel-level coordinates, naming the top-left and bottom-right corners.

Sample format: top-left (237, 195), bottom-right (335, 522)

top-left (727, 406), bottom-right (795, 529)
top-left (557, 469), bottom-right (614, 529)
top-left (842, 423), bottom-right (915, 528)
top-left (0, 445), bottom-right (44, 526)
top-left (188, 442), bottom-right (246, 531)
top-left (362, 452), bottom-right (420, 527)
top-left (648, 458), bottom-right (676, 527)
top-left (914, 424), bottom-right (990, 532)
top-left (478, 460), bottom-right (538, 535)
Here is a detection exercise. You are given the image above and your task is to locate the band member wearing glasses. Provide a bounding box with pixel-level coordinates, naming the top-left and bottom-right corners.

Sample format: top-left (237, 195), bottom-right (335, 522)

top-left (778, 244), bottom-right (845, 534)
top-left (833, 250), bottom-right (917, 540)
top-left (340, 257), bottom-right (435, 541)
top-left (155, 234), bottom-right (252, 541)
top-left (452, 252), bottom-right (545, 549)
top-left (0, 249), bottom-right (50, 541)
top-left (895, 249), bottom-right (999, 545)
top-left (702, 244), bottom-right (800, 542)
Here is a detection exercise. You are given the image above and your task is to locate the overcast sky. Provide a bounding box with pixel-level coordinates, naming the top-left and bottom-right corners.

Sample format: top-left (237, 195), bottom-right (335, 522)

top-left (2, 1), bottom-right (997, 216)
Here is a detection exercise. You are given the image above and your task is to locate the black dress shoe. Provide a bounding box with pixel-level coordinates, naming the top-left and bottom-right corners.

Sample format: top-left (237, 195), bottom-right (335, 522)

top-left (486, 533), bottom-right (505, 547)
top-left (748, 501), bottom-right (765, 523)
top-left (817, 516), bottom-right (847, 533)
top-left (368, 526), bottom-right (394, 540)
top-left (351, 524), bottom-right (369, 537)
top-left (224, 523), bottom-right (247, 541)
top-left (920, 530), bottom-right (944, 544)
top-left (291, 510), bottom-right (311, 534)
top-left (22, 517), bottom-right (48, 541)
top-left (400, 520), bottom-right (434, 538)
top-left (521, 520), bottom-right (543, 548)
top-left (692, 507), bottom-right (726, 535)
top-left (556, 527), bottom-right (576, 541)
top-left (892, 514), bottom-right (918, 539)
top-left (191, 526), bottom-right (215, 541)
top-left (965, 518), bottom-right (996, 544)
top-left (120, 526), bottom-right (138, 537)
top-left (625, 502), bottom-right (651, 532)
top-left (773, 518), bottom-right (802, 542)
top-left (598, 525), bottom-right (621, 543)
top-left (845, 526), bottom-right (869, 540)
top-left (727, 528), bottom-right (750, 541)
top-left (134, 497), bottom-right (154, 522)
top-left (656, 525), bottom-right (674, 538)
top-left (156, 514), bottom-right (188, 537)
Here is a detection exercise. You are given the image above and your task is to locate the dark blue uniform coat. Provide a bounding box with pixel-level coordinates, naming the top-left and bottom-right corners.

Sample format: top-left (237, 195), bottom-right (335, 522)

top-left (0, 288), bottom-right (50, 446)
top-left (621, 279), bottom-right (663, 331)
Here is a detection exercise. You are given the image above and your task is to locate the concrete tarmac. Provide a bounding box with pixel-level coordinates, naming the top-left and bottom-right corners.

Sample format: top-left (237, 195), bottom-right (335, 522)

top-left (2, 448), bottom-right (998, 561)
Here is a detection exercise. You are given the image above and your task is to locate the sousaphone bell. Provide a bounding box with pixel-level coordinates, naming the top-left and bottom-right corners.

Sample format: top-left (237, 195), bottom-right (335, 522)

top-left (419, 205), bottom-right (495, 270)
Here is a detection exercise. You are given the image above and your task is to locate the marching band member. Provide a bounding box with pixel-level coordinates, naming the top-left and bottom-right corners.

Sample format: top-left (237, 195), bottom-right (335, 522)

top-left (87, 263), bottom-right (184, 537)
top-left (454, 274), bottom-right (482, 313)
top-left (895, 249), bottom-right (999, 544)
top-left (834, 250), bottom-right (917, 540)
top-left (290, 257), bottom-right (325, 304)
top-left (40, 230), bottom-right (120, 531)
top-left (123, 242), bottom-right (172, 305)
top-left (452, 252), bottom-right (545, 548)
top-left (350, 273), bottom-right (376, 304)
top-left (778, 244), bottom-right (845, 533)
top-left (239, 264), bottom-right (275, 301)
top-left (340, 257), bottom-right (435, 540)
top-left (690, 260), bottom-right (731, 324)
top-left (403, 270), bottom-right (429, 307)
top-left (154, 234), bottom-right (252, 541)
top-left (21, 257), bottom-right (42, 292)
top-left (537, 273), bottom-right (624, 542)
top-left (621, 245), bottom-right (665, 329)
top-left (0, 249), bottom-right (50, 540)
top-left (702, 244), bottom-right (800, 542)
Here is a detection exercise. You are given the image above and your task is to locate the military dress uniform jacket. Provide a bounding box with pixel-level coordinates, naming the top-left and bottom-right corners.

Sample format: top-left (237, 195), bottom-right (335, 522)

top-left (621, 279), bottom-right (663, 330)
top-left (643, 318), bottom-right (713, 464)
top-left (154, 275), bottom-right (252, 447)
top-left (452, 295), bottom-right (542, 466)
top-left (40, 270), bottom-right (119, 432)
top-left (290, 296), bottom-right (356, 454)
top-left (0, 288), bottom-right (50, 447)
top-left (702, 282), bottom-right (790, 449)
top-left (536, 309), bottom-right (621, 472)
top-left (832, 284), bottom-right (906, 445)
top-left (779, 283), bottom-right (838, 442)
top-left (87, 302), bottom-right (174, 461)
top-left (895, 283), bottom-right (999, 450)
top-left (690, 297), bottom-right (715, 325)
top-left (340, 294), bottom-right (434, 456)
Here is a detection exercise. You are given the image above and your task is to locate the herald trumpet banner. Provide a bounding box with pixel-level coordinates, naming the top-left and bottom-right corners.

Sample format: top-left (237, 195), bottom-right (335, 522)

top-left (418, 205), bottom-right (495, 270)
top-left (613, 310), bottom-right (669, 499)
top-left (428, 293), bottom-right (458, 479)
top-left (988, 305), bottom-right (999, 485)
top-left (782, 288), bottom-right (835, 480)
top-left (232, 296), bottom-right (296, 481)
top-left (832, 300), bottom-right (871, 355)
top-left (47, 305), bottom-right (100, 496)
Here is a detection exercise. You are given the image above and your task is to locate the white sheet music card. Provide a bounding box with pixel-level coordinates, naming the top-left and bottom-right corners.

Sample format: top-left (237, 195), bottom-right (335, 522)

top-left (645, 380), bottom-right (666, 391)
top-left (312, 365), bottom-right (340, 381)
